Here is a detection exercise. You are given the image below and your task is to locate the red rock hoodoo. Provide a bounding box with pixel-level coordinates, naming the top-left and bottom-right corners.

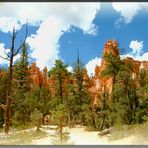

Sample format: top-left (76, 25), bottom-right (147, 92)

top-left (29, 63), bottom-right (48, 88)
top-left (89, 40), bottom-right (148, 105)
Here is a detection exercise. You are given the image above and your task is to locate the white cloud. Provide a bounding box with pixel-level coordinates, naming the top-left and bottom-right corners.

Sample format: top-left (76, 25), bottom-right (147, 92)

top-left (112, 2), bottom-right (141, 24)
top-left (85, 57), bottom-right (101, 76)
top-left (120, 53), bottom-right (134, 60)
top-left (26, 16), bottom-right (62, 69)
top-left (0, 43), bottom-right (9, 65)
top-left (0, 3), bottom-right (100, 69)
top-left (112, 2), bottom-right (148, 24)
top-left (114, 18), bottom-right (124, 28)
top-left (67, 66), bottom-right (73, 72)
top-left (120, 52), bottom-right (148, 62)
top-left (0, 43), bottom-right (21, 65)
top-left (129, 40), bottom-right (144, 56)
top-left (0, 17), bottom-right (21, 33)
top-left (0, 3), bottom-right (50, 27)
top-left (120, 40), bottom-right (147, 62)
top-left (0, 2), bottom-right (100, 33)
top-left (84, 24), bottom-right (99, 36)
top-left (14, 54), bottom-right (21, 63)
top-left (138, 52), bottom-right (148, 61)
top-left (25, 3), bottom-right (100, 69)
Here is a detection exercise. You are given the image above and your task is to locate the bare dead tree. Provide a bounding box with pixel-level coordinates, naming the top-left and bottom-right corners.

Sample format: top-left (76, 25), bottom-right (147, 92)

top-left (0, 24), bottom-right (28, 134)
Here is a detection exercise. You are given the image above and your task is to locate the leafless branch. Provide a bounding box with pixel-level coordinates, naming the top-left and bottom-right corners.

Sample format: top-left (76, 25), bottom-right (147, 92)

top-left (0, 55), bottom-right (10, 61)
top-left (13, 23), bottom-right (28, 57)
top-left (10, 27), bottom-right (18, 39)
top-left (4, 50), bottom-right (11, 58)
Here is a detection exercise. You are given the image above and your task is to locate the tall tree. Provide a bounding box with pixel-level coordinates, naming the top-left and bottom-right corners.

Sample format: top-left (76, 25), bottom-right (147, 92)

top-left (135, 69), bottom-right (148, 123)
top-left (48, 59), bottom-right (68, 104)
top-left (0, 68), bottom-right (8, 127)
top-left (0, 25), bottom-right (28, 134)
top-left (109, 62), bottom-right (138, 125)
top-left (12, 44), bottom-right (30, 125)
top-left (72, 51), bottom-right (92, 125)
top-left (98, 91), bottom-right (110, 130)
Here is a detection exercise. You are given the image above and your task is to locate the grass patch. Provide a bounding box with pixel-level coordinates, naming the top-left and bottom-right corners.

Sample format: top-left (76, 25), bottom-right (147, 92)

top-left (108, 121), bottom-right (148, 144)
top-left (84, 126), bottom-right (98, 132)
top-left (0, 128), bottom-right (3, 132)
top-left (11, 123), bottom-right (35, 131)
top-left (0, 130), bottom-right (48, 145)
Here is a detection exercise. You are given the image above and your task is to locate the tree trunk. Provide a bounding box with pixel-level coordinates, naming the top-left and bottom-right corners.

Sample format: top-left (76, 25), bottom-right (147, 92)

top-left (21, 110), bottom-right (26, 125)
top-left (90, 107), bottom-right (96, 129)
top-left (127, 90), bottom-right (132, 124)
top-left (0, 104), bottom-right (6, 131)
top-left (100, 115), bottom-right (105, 131)
top-left (37, 118), bottom-right (41, 131)
top-left (4, 56), bottom-right (13, 134)
top-left (59, 119), bottom-right (63, 143)
top-left (1, 26), bottom-right (27, 134)
top-left (59, 75), bottom-right (63, 104)
top-left (68, 108), bottom-right (71, 128)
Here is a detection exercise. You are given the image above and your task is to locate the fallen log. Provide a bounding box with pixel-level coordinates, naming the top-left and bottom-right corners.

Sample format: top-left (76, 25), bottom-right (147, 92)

top-left (98, 128), bottom-right (112, 136)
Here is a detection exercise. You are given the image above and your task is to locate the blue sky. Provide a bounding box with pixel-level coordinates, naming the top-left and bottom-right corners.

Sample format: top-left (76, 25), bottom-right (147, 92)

top-left (0, 2), bottom-right (148, 76)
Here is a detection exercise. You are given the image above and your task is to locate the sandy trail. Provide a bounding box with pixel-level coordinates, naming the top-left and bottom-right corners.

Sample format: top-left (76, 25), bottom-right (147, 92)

top-left (67, 127), bottom-right (107, 145)
top-left (32, 126), bottom-right (108, 145)
top-left (33, 126), bottom-right (148, 145)
top-left (1, 126), bottom-right (147, 145)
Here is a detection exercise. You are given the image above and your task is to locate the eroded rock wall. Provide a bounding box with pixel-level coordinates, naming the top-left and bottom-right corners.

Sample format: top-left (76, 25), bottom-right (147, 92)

top-left (90, 40), bottom-right (148, 105)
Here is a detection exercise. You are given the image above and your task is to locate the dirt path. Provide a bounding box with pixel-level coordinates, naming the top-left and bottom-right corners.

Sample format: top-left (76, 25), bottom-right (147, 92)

top-left (1, 126), bottom-right (146, 145)
top-left (32, 126), bottom-right (108, 145)
top-left (67, 127), bottom-right (107, 145)
top-left (32, 126), bottom-right (148, 145)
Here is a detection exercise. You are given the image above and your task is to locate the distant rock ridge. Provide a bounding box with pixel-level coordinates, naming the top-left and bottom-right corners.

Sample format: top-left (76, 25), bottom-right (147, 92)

top-left (0, 40), bottom-right (148, 106)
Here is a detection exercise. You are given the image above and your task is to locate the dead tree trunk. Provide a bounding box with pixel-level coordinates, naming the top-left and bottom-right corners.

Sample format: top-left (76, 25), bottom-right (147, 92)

top-left (37, 118), bottom-right (42, 131)
top-left (0, 25), bottom-right (28, 134)
top-left (5, 54), bottom-right (13, 134)
top-left (100, 115), bottom-right (106, 131)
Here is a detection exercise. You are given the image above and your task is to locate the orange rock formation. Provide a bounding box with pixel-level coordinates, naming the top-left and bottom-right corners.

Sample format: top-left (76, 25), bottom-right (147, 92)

top-left (89, 40), bottom-right (148, 105)
top-left (29, 63), bottom-right (48, 88)
top-left (0, 40), bottom-right (147, 106)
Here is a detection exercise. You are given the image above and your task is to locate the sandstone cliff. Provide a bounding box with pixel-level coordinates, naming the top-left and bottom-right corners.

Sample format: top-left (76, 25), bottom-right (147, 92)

top-left (89, 40), bottom-right (148, 105)
top-left (29, 63), bottom-right (48, 88)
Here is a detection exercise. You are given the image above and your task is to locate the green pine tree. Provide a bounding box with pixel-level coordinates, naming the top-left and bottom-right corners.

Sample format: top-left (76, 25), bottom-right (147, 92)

top-left (48, 59), bottom-right (68, 104)
top-left (72, 51), bottom-right (92, 126)
top-left (0, 68), bottom-right (9, 127)
top-left (12, 44), bottom-right (30, 126)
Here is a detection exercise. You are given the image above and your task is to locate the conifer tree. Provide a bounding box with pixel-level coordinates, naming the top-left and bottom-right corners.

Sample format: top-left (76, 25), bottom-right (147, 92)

top-left (72, 51), bottom-right (92, 125)
top-left (98, 91), bottom-right (110, 130)
top-left (48, 60), bottom-right (68, 104)
top-left (109, 62), bottom-right (138, 125)
top-left (0, 68), bottom-right (8, 127)
top-left (135, 69), bottom-right (148, 123)
top-left (12, 44), bottom-right (30, 125)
